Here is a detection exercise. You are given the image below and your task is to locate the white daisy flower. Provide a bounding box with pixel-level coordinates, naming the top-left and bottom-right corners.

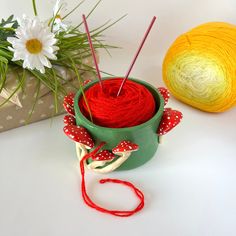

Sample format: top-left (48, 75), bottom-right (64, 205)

top-left (7, 15), bottom-right (59, 74)
top-left (52, 0), bottom-right (69, 33)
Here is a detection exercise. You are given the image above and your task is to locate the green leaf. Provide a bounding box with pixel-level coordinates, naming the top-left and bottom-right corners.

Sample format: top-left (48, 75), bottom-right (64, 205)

top-left (7, 15), bottom-right (14, 23)
top-left (62, 0), bottom-right (85, 20)
top-left (0, 15), bottom-right (18, 41)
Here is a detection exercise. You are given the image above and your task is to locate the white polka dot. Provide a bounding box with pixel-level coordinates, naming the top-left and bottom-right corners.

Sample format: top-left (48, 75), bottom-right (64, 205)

top-left (6, 115), bottom-right (13, 120)
top-left (40, 84), bottom-right (45, 89)
top-left (22, 94), bottom-right (27, 100)
top-left (37, 100), bottom-right (44, 105)
top-left (19, 119), bottom-right (25, 124)
top-left (49, 104), bottom-right (54, 109)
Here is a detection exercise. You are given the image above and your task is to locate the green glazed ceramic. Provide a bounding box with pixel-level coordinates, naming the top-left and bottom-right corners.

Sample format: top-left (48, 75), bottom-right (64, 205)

top-left (74, 77), bottom-right (164, 170)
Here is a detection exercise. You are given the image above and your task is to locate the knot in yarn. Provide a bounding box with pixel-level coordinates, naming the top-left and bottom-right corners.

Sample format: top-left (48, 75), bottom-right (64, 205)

top-left (163, 22), bottom-right (236, 112)
top-left (79, 78), bottom-right (156, 128)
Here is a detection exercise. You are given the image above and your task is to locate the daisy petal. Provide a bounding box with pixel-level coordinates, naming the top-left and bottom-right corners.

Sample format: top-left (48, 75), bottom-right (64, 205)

top-left (39, 54), bottom-right (52, 68)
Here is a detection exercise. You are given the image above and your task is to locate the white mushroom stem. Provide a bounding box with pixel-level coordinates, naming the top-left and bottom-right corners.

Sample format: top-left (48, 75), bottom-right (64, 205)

top-left (87, 160), bottom-right (110, 170)
top-left (91, 152), bottom-right (131, 174)
top-left (158, 135), bottom-right (163, 144)
top-left (75, 143), bottom-right (88, 161)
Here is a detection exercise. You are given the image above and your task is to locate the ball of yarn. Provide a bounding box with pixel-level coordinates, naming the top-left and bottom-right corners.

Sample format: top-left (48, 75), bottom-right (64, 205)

top-left (163, 22), bottom-right (236, 112)
top-left (79, 78), bottom-right (156, 128)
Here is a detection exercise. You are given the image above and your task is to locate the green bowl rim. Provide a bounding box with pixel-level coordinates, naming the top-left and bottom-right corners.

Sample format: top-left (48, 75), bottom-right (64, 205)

top-left (74, 77), bottom-right (164, 132)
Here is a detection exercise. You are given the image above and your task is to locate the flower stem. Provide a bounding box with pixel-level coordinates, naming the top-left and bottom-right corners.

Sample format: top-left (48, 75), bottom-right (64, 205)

top-left (32, 0), bottom-right (38, 16)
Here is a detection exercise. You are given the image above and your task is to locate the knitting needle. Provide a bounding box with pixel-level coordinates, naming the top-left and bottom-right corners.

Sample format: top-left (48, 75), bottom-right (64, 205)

top-left (117, 16), bottom-right (157, 96)
top-left (82, 14), bottom-right (104, 90)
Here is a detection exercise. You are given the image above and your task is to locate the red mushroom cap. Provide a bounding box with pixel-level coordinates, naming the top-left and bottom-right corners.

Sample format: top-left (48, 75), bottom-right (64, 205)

top-left (63, 125), bottom-right (94, 148)
top-left (82, 79), bottom-right (92, 86)
top-left (63, 115), bottom-right (76, 126)
top-left (92, 150), bottom-right (115, 161)
top-left (157, 87), bottom-right (170, 106)
top-left (157, 108), bottom-right (183, 136)
top-left (63, 93), bottom-right (75, 116)
top-left (112, 140), bottom-right (139, 154)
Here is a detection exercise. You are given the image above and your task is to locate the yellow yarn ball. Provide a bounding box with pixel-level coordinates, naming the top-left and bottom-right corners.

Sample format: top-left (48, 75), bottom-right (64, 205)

top-left (163, 22), bottom-right (236, 112)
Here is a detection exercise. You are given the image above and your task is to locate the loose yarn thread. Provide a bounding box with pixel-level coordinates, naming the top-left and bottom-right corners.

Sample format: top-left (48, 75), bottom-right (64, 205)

top-left (79, 78), bottom-right (156, 128)
top-left (80, 142), bottom-right (145, 217)
top-left (163, 22), bottom-right (236, 112)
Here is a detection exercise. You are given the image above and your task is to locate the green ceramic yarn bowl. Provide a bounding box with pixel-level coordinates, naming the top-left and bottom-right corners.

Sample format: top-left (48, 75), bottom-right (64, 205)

top-left (74, 77), bottom-right (164, 170)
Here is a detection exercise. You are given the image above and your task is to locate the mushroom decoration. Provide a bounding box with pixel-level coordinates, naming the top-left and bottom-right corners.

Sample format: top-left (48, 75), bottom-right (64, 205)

top-left (87, 140), bottom-right (139, 173)
top-left (87, 150), bottom-right (115, 170)
top-left (63, 125), bottom-right (94, 161)
top-left (112, 140), bottom-right (139, 154)
top-left (63, 115), bottom-right (76, 126)
top-left (106, 140), bottom-right (139, 172)
top-left (157, 87), bottom-right (170, 106)
top-left (82, 79), bottom-right (92, 86)
top-left (63, 92), bottom-right (75, 116)
top-left (157, 108), bottom-right (183, 143)
top-left (63, 93), bottom-right (76, 127)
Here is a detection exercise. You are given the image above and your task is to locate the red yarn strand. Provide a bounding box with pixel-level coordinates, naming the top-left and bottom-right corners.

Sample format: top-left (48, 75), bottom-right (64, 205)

top-left (79, 143), bottom-right (145, 217)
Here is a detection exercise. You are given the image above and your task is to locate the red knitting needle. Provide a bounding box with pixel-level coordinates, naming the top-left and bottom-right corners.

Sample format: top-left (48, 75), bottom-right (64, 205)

top-left (82, 14), bottom-right (103, 90)
top-left (117, 16), bottom-right (157, 96)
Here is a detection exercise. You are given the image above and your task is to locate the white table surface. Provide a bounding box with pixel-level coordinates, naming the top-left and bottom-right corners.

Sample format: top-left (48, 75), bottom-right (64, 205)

top-left (1, 0), bottom-right (236, 235)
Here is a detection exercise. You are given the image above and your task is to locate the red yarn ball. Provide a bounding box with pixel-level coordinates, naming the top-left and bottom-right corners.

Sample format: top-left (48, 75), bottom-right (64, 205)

top-left (79, 78), bottom-right (156, 128)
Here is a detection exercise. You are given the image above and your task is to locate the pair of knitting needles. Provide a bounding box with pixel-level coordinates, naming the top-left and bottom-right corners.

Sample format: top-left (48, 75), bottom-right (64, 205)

top-left (82, 14), bottom-right (156, 96)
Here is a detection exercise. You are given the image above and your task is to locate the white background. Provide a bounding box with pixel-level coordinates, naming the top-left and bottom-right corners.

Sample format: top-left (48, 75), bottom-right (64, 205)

top-left (0, 0), bottom-right (236, 235)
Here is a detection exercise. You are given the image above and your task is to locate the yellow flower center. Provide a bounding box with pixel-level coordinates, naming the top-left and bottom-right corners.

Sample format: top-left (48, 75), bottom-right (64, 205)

top-left (55, 14), bottom-right (62, 20)
top-left (26, 38), bottom-right (43, 54)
